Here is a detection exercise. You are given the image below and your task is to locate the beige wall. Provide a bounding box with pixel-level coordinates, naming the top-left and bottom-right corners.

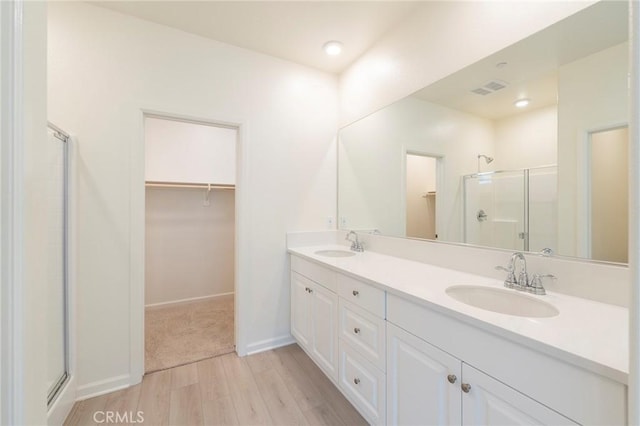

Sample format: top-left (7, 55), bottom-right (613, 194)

top-left (145, 187), bottom-right (235, 305)
top-left (406, 154), bottom-right (436, 239)
top-left (591, 127), bottom-right (628, 263)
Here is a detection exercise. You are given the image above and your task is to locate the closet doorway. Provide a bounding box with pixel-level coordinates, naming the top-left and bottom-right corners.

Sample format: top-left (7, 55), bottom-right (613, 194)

top-left (144, 115), bottom-right (237, 373)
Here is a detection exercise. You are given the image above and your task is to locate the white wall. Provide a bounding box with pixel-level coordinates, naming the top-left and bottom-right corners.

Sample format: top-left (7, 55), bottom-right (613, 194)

top-left (557, 42), bottom-right (629, 258)
top-left (144, 117), bottom-right (236, 185)
top-left (48, 2), bottom-right (337, 397)
top-left (339, 96), bottom-right (494, 242)
top-left (145, 187), bottom-right (234, 305)
top-left (339, 1), bottom-right (594, 126)
top-left (494, 105), bottom-right (558, 171)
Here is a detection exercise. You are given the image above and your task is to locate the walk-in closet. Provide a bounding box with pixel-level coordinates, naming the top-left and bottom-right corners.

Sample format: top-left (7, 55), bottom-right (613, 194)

top-left (144, 116), bottom-right (236, 373)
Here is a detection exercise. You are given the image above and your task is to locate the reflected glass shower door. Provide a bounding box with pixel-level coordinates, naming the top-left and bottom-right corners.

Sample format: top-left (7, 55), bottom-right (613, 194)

top-left (46, 125), bottom-right (69, 405)
top-left (528, 166), bottom-right (558, 253)
top-left (463, 171), bottom-right (527, 251)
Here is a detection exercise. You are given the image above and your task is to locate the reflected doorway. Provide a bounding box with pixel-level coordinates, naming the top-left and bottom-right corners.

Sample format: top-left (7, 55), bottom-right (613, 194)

top-left (406, 153), bottom-right (438, 239)
top-left (589, 126), bottom-right (628, 263)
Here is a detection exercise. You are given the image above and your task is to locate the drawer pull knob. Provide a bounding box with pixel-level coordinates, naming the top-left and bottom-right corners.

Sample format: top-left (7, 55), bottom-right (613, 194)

top-left (353, 327), bottom-right (361, 334)
top-left (447, 374), bottom-right (457, 384)
top-left (352, 290), bottom-right (359, 296)
top-left (461, 383), bottom-right (471, 393)
top-left (353, 378), bottom-right (360, 385)
top-left (305, 287), bottom-right (310, 292)
top-left (308, 288), bottom-right (313, 294)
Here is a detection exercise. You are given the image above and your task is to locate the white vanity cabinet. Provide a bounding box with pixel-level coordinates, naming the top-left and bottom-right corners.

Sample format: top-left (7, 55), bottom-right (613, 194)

top-left (387, 322), bottom-right (462, 425)
top-left (289, 251), bottom-right (626, 426)
top-left (337, 274), bottom-right (387, 425)
top-left (387, 323), bottom-right (576, 425)
top-left (387, 294), bottom-right (626, 425)
top-left (290, 257), bottom-right (339, 383)
top-left (461, 363), bottom-right (576, 425)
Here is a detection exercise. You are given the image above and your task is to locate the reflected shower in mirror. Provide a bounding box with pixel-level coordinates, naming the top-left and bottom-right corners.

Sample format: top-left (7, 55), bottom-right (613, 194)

top-left (338, 1), bottom-right (629, 263)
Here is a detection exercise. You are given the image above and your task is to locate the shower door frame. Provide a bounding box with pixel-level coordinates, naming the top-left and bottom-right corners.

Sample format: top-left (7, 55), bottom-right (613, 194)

top-left (46, 123), bottom-right (70, 407)
top-left (462, 169), bottom-right (529, 251)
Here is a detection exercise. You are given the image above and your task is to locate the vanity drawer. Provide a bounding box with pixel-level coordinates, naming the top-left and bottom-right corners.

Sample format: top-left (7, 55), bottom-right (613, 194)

top-left (339, 299), bottom-right (386, 371)
top-left (291, 255), bottom-right (337, 292)
top-left (338, 274), bottom-right (385, 317)
top-left (339, 340), bottom-right (386, 425)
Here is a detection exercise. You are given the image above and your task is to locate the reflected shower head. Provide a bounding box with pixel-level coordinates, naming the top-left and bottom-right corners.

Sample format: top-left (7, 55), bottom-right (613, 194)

top-left (478, 154), bottom-right (494, 164)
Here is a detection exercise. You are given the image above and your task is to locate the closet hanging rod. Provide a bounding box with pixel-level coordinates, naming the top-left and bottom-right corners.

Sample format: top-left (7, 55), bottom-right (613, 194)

top-left (145, 181), bottom-right (235, 190)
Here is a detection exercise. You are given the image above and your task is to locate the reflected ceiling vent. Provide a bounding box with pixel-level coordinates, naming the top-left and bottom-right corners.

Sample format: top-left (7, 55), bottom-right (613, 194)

top-left (471, 79), bottom-right (509, 96)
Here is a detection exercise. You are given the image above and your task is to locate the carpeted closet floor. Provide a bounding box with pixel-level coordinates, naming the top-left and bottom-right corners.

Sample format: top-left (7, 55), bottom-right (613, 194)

top-left (145, 295), bottom-right (235, 373)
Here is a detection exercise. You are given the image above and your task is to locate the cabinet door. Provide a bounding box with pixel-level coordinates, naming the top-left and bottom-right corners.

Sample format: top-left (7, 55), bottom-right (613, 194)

top-left (310, 282), bottom-right (339, 382)
top-left (291, 272), bottom-right (312, 349)
top-left (387, 323), bottom-right (462, 426)
top-left (462, 364), bottom-right (577, 426)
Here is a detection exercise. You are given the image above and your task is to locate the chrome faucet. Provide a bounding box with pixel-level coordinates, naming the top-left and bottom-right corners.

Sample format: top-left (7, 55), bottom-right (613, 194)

top-left (511, 252), bottom-right (529, 290)
top-left (495, 252), bottom-right (527, 290)
top-left (496, 252), bottom-right (555, 295)
top-left (345, 230), bottom-right (364, 252)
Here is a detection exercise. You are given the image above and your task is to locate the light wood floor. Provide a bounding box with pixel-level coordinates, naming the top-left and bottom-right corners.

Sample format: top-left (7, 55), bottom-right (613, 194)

top-left (64, 344), bottom-right (367, 426)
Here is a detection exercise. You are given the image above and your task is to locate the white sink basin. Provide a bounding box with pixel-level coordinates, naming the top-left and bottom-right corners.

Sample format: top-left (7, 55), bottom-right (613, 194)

top-left (446, 285), bottom-right (559, 318)
top-left (314, 249), bottom-right (356, 258)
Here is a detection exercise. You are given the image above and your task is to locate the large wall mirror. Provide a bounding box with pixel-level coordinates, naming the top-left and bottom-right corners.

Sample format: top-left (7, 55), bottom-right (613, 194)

top-left (338, 1), bottom-right (629, 264)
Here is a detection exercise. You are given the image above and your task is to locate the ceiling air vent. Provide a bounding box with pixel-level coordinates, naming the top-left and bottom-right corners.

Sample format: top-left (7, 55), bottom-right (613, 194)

top-left (471, 87), bottom-right (492, 96)
top-left (471, 79), bottom-right (509, 96)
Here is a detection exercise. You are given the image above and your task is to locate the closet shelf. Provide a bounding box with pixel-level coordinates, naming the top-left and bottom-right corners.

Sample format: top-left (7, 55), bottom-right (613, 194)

top-left (145, 181), bottom-right (235, 190)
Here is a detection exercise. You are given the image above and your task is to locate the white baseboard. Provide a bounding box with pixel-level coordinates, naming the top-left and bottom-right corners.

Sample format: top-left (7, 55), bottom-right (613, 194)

top-left (245, 334), bottom-right (296, 356)
top-left (145, 292), bottom-right (234, 309)
top-left (47, 375), bottom-right (76, 426)
top-left (76, 374), bottom-right (131, 401)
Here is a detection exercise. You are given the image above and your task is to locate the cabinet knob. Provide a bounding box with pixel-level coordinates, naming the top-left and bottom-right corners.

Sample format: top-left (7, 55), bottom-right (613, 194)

top-left (352, 290), bottom-right (359, 296)
top-left (353, 327), bottom-right (361, 334)
top-left (353, 378), bottom-right (360, 385)
top-left (305, 287), bottom-right (311, 293)
top-left (447, 374), bottom-right (457, 384)
top-left (308, 288), bottom-right (313, 294)
top-left (461, 383), bottom-right (471, 393)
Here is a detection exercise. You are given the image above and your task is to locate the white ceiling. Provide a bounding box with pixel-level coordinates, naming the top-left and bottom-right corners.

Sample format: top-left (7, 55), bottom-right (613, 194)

top-left (90, 1), bottom-right (422, 74)
top-left (412, 0), bottom-right (628, 120)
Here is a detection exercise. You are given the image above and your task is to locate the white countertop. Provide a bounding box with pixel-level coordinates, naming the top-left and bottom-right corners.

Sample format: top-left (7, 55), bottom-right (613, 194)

top-left (288, 244), bottom-right (628, 384)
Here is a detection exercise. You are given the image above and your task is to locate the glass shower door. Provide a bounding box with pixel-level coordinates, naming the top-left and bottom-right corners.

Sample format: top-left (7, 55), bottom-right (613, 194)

top-left (463, 170), bottom-right (527, 251)
top-left (528, 166), bottom-right (558, 253)
top-left (46, 125), bottom-right (69, 405)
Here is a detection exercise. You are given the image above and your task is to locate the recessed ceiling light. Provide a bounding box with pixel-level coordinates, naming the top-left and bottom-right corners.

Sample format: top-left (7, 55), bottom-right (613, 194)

top-left (323, 41), bottom-right (343, 56)
top-left (514, 98), bottom-right (530, 108)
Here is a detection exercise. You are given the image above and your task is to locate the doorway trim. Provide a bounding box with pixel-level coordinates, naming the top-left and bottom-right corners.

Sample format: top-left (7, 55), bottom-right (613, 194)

top-left (131, 109), bottom-right (247, 382)
top-left (0, 1), bottom-right (26, 424)
top-left (576, 122), bottom-right (628, 259)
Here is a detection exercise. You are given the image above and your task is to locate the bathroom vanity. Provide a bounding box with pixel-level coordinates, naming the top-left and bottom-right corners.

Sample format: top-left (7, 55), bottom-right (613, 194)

top-left (288, 245), bottom-right (627, 425)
